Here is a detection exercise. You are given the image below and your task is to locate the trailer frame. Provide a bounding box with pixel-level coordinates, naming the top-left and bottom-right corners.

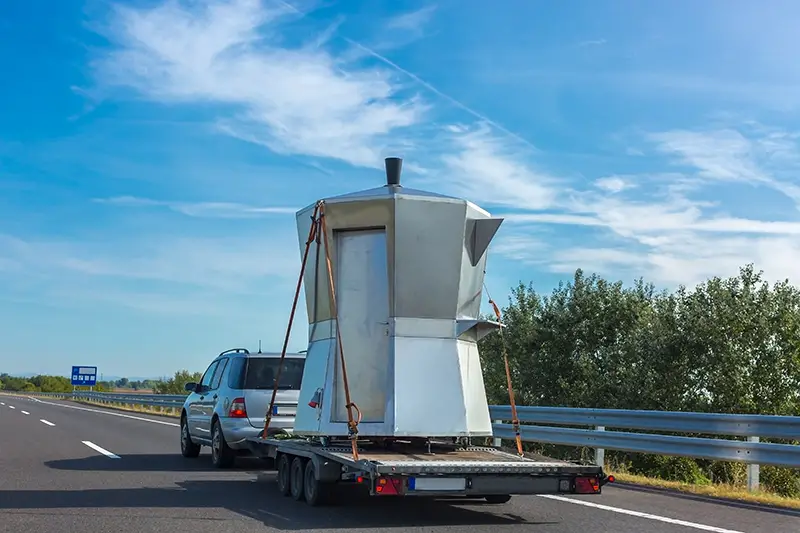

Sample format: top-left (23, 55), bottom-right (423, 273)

top-left (246, 435), bottom-right (612, 506)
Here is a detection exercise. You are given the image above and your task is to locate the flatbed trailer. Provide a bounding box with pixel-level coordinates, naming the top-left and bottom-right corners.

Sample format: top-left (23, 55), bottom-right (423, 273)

top-left (246, 435), bottom-right (612, 506)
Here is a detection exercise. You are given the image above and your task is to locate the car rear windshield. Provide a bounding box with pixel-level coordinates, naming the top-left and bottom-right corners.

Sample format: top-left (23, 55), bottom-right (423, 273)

top-left (229, 357), bottom-right (305, 390)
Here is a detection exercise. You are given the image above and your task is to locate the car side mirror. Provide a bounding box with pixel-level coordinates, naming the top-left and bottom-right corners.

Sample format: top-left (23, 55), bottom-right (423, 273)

top-left (185, 382), bottom-right (197, 392)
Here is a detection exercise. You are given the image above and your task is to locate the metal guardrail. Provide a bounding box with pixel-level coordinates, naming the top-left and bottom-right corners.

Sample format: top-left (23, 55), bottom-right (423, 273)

top-left (13, 391), bottom-right (799, 485)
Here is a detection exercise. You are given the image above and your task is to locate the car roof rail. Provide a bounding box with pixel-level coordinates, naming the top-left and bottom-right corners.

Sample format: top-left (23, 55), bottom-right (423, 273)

top-left (218, 348), bottom-right (250, 357)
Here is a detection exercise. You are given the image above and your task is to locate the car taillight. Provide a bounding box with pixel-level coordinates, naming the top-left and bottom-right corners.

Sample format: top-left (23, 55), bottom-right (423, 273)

top-left (574, 476), bottom-right (601, 494)
top-left (229, 397), bottom-right (247, 418)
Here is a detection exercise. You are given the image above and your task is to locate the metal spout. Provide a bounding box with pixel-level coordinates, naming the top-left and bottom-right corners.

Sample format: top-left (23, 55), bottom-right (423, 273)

top-left (385, 157), bottom-right (402, 187)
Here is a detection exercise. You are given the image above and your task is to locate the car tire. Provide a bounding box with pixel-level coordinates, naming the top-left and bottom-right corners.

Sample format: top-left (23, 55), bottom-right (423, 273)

top-left (180, 415), bottom-right (201, 458)
top-left (210, 419), bottom-right (235, 468)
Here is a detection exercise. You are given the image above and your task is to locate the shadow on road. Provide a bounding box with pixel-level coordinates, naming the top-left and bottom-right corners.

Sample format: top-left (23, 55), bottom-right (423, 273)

top-left (45, 453), bottom-right (267, 473)
top-left (23, 454), bottom-right (555, 529)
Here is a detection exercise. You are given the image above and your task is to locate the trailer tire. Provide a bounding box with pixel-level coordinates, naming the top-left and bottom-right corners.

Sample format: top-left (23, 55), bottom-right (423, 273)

top-left (276, 454), bottom-right (292, 496)
top-left (484, 494), bottom-right (512, 504)
top-left (290, 456), bottom-right (306, 501)
top-left (303, 459), bottom-right (333, 507)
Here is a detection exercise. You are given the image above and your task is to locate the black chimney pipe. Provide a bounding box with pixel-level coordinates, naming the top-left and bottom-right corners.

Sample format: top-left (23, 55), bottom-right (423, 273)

top-left (385, 157), bottom-right (402, 187)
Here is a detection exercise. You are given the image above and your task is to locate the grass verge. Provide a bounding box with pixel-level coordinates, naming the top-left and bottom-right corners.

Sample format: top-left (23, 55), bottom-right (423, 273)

top-left (27, 394), bottom-right (800, 511)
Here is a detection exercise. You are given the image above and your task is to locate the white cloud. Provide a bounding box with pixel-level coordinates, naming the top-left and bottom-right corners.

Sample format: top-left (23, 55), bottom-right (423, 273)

top-left (651, 128), bottom-right (800, 206)
top-left (440, 124), bottom-right (557, 210)
top-left (484, 125), bottom-right (800, 288)
top-left (90, 0), bottom-right (426, 168)
top-left (594, 175), bottom-right (634, 193)
top-left (94, 196), bottom-right (299, 218)
top-left (0, 231), bottom-right (300, 295)
top-left (385, 5), bottom-right (437, 33)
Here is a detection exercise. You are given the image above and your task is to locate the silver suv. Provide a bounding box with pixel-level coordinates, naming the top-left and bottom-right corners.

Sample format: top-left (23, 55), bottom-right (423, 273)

top-left (179, 348), bottom-right (306, 468)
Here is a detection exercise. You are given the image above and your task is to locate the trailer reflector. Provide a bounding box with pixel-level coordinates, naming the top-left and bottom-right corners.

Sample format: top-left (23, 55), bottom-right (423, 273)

top-left (375, 476), bottom-right (404, 496)
top-left (574, 476), bottom-right (601, 494)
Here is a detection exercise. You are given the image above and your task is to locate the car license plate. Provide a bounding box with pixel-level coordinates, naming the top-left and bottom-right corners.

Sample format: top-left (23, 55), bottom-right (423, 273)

top-left (408, 477), bottom-right (466, 491)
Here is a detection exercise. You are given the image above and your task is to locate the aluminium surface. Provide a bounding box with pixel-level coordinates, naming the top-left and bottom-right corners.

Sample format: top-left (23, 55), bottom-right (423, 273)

top-left (246, 437), bottom-right (602, 476)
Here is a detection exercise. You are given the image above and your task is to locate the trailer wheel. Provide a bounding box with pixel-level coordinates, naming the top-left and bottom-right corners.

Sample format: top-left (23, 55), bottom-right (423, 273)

top-left (276, 454), bottom-right (292, 497)
top-left (290, 456), bottom-right (306, 501)
top-left (303, 459), bottom-right (333, 507)
top-left (484, 494), bottom-right (512, 504)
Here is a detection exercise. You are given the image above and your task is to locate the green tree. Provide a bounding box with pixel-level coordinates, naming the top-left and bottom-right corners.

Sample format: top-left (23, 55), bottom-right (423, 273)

top-left (479, 264), bottom-right (800, 496)
top-left (152, 369), bottom-right (202, 395)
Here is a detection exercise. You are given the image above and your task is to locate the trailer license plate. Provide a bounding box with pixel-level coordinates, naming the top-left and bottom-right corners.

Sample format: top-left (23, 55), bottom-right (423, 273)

top-left (408, 477), bottom-right (466, 492)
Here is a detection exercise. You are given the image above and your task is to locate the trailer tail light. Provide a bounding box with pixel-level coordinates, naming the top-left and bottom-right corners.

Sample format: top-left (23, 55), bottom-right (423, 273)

top-left (375, 476), bottom-right (404, 496)
top-left (574, 476), bottom-right (601, 494)
top-left (601, 474), bottom-right (616, 486)
top-left (228, 397), bottom-right (247, 418)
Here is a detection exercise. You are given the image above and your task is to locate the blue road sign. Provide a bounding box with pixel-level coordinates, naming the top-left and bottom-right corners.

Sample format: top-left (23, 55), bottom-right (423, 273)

top-left (71, 366), bottom-right (98, 387)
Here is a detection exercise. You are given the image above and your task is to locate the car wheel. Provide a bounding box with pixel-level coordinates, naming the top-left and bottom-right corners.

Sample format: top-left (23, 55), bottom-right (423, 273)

top-left (180, 415), bottom-right (201, 458)
top-left (211, 419), bottom-right (235, 468)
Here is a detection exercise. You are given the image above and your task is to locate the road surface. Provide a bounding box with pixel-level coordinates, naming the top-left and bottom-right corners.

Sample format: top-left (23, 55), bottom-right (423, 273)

top-left (0, 394), bottom-right (797, 533)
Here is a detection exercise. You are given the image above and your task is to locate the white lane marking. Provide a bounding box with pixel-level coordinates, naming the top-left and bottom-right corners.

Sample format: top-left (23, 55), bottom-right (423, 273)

top-left (0, 402), bottom-right (4, 405)
top-left (8, 405), bottom-right (15, 409)
top-left (539, 495), bottom-right (745, 533)
top-left (39, 419), bottom-right (55, 426)
top-left (21, 411), bottom-right (29, 415)
top-left (29, 397), bottom-right (179, 427)
top-left (82, 440), bottom-right (121, 459)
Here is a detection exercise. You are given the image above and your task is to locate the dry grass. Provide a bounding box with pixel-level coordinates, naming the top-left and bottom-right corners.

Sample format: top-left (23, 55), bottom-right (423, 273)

top-left (608, 471), bottom-right (800, 510)
top-left (76, 399), bottom-right (181, 418)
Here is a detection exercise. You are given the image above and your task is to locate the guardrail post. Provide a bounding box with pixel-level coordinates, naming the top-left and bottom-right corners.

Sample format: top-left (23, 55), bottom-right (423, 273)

top-left (595, 426), bottom-right (605, 467)
top-left (747, 436), bottom-right (760, 492)
top-left (493, 420), bottom-right (502, 447)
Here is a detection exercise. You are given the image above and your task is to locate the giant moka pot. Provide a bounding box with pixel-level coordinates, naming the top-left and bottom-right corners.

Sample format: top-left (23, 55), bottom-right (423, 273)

top-left (292, 158), bottom-right (504, 438)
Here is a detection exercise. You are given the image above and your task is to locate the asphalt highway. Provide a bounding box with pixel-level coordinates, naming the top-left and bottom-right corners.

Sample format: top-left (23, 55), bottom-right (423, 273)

top-left (0, 394), bottom-right (798, 533)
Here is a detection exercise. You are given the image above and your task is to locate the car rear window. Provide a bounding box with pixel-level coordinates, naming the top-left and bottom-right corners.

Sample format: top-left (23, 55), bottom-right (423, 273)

top-left (228, 357), bottom-right (305, 390)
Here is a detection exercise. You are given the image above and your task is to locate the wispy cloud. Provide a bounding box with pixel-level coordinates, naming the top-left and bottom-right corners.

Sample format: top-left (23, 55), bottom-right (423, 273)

top-left (577, 38), bottom-right (606, 47)
top-left (386, 5), bottom-right (437, 33)
top-left (491, 124), bottom-right (800, 287)
top-left (89, 0), bottom-right (427, 168)
top-left (440, 124), bottom-right (556, 210)
top-left (650, 128), bottom-right (800, 206)
top-left (94, 196), bottom-right (298, 218)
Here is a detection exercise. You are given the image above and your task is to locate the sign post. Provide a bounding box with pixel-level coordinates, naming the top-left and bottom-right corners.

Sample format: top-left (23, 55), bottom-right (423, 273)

top-left (71, 366), bottom-right (98, 391)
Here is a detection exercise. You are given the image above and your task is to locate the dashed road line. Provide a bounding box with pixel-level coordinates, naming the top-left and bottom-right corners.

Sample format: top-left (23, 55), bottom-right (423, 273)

top-left (39, 419), bottom-right (55, 426)
top-left (539, 495), bottom-right (745, 533)
top-left (82, 440), bottom-right (121, 459)
top-left (20, 410), bottom-right (29, 415)
top-left (8, 405), bottom-right (15, 409)
top-left (29, 396), bottom-right (179, 427)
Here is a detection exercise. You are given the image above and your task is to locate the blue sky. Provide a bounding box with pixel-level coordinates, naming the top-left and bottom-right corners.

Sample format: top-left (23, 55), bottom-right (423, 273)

top-left (2, 0), bottom-right (800, 378)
